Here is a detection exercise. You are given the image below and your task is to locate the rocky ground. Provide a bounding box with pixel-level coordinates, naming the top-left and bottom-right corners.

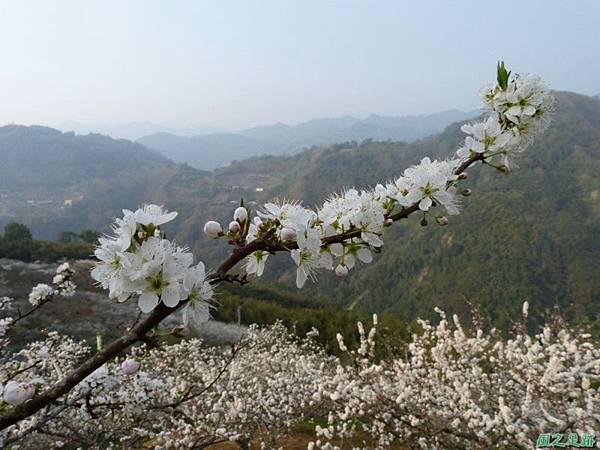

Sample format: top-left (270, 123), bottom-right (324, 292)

top-left (0, 258), bottom-right (247, 351)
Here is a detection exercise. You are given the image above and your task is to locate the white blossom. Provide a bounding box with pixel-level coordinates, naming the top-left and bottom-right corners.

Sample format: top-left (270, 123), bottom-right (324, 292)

top-left (245, 250), bottom-right (269, 277)
top-left (203, 220), bottom-right (223, 238)
top-left (291, 228), bottom-right (332, 288)
top-left (233, 206), bottom-right (248, 224)
top-left (132, 204), bottom-right (178, 227)
top-left (28, 283), bottom-right (54, 307)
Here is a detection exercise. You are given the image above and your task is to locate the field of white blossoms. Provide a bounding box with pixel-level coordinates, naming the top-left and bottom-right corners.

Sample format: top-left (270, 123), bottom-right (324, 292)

top-left (2, 64), bottom-right (599, 449)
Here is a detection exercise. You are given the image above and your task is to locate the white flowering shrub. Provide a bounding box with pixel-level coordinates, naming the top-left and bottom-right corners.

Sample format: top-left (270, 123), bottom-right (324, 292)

top-left (2, 308), bottom-right (599, 448)
top-left (2, 63), bottom-right (589, 449)
top-left (311, 311), bottom-right (600, 450)
top-left (1, 321), bottom-right (336, 448)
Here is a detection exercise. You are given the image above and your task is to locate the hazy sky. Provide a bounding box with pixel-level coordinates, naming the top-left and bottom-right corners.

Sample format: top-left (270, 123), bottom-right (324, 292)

top-left (0, 0), bottom-right (599, 131)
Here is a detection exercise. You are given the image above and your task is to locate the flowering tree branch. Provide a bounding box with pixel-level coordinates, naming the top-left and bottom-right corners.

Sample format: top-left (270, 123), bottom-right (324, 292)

top-left (0, 63), bottom-right (555, 435)
top-left (207, 152), bottom-right (483, 285)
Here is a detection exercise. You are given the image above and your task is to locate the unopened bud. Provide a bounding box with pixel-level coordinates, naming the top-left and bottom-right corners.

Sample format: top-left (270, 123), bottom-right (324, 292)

top-left (203, 221), bottom-right (223, 238)
top-left (462, 188), bottom-right (472, 197)
top-left (335, 264), bottom-right (348, 277)
top-left (458, 172), bottom-right (468, 180)
top-left (233, 207), bottom-right (248, 224)
top-left (436, 216), bottom-right (449, 226)
top-left (280, 227), bottom-right (297, 241)
top-left (3, 381), bottom-right (35, 405)
top-left (121, 358), bottom-right (139, 375)
top-left (498, 165), bottom-right (509, 174)
top-left (420, 218), bottom-right (428, 226)
top-left (522, 301), bottom-right (529, 319)
top-left (384, 218), bottom-right (394, 227)
top-left (228, 221), bottom-right (241, 233)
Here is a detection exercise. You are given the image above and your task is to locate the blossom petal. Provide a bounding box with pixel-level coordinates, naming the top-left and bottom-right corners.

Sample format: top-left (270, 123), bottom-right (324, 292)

top-left (138, 292), bottom-right (159, 313)
top-left (419, 197), bottom-right (432, 211)
top-left (161, 284), bottom-right (181, 308)
top-left (296, 268), bottom-right (307, 288)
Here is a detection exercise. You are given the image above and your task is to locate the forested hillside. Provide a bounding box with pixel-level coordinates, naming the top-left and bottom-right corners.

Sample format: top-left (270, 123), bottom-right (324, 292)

top-left (185, 91), bottom-right (600, 329)
top-left (2, 92), bottom-right (599, 329)
top-left (137, 109), bottom-right (478, 169)
top-left (0, 125), bottom-right (171, 189)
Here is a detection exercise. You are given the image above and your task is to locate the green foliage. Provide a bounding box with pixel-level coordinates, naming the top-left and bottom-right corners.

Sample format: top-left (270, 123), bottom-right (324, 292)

top-left (29, 240), bottom-right (94, 262)
top-left (214, 283), bottom-right (412, 356)
top-left (497, 61), bottom-right (511, 90)
top-left (3, 223), bottom-right (33, 241)
top-left (79, 229), bottom-right (100, 243)
top-left (57, 231), bottom-right (80, 243)
top-left (57, 229), bottom-right (100, 244)
top-left (0, 223), bottom-right (34, 260)
top-left (0, 224), bottom-right (93, 262)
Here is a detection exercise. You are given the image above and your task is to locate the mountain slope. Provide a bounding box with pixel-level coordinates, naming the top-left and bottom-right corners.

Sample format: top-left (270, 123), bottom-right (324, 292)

top-left (0, 125), bottom-right (179, 238)
top-left (137, 109), bottom-right (479, 170)
top-left (210, 91), bottom-right (599, 327)
top-left (137, 132), bottom-right (277, 170)
top-left (2, 93), bottom-right (599, 329)
top-left (0, 125), bottom-right (171, 190)
top-left (240, 109), bottom-right (479, 149)
top-left (57, 121), bottom-right (223, 141)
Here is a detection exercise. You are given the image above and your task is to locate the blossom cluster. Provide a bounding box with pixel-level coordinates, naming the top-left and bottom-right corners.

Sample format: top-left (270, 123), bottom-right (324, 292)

top-left (28, 262), bottom-right (76, 307)
top-left (2, 309), bottom-right (598, 449)
top-left (0, 263), bottom-right (79, 407)
top-left (309, 309), bottom-right (599, 449)
top-left (90, 205), bottom-right (213, 321)
top-left (205, 64), bottom-right (555, 288)
top-left (0, 323), bottom-right (335, 449)
top-left (0, 297), bottom-right (13, 339)
top-left (1, 263), bottom-right (76, 342)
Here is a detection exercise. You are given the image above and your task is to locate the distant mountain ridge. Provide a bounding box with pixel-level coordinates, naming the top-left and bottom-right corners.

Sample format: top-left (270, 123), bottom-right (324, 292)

top-left (0, 125), bottom-right (171, 190)
top-left (137, 109), bottom-right (479, 170)
top-left (136, 132), bottom-right (277, 170)
top-left (55, 121), bottom-right (223, 141)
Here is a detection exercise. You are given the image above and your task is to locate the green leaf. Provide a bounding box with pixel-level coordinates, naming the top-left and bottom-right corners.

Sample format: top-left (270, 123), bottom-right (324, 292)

top-left (496, 61), bottom-right (511, 90)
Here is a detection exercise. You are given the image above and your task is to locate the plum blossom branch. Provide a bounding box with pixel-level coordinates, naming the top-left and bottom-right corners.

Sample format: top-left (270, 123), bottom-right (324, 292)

top-left (5, 263), bottom-right (76, 332)
top-left (0, 62), bottom-right (555, 433)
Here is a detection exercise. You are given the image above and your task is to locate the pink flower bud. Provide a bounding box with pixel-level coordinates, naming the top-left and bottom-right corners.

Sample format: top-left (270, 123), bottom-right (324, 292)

top-left (436, 216), bottom-right (449, 226)
top-left (203, 221), bottom-right (223, 238)
top-left (233, 207), bottom-right (248, 223)
top-left (280, 227), bottom-right (297, 241)
top-left (3, 381), bottom-right (35, 405)
top-left (228, 221), bottom-right (241, 233)
top-left (121, 358), bottom-right (139, 375)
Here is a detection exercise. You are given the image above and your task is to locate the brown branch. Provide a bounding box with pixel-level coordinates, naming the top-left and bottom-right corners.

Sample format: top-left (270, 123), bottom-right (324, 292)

top-left (10, 297), bottom-right (54, 329)
top-left (151, 340), bottom-right (252, 410)
top-left (1, 361), bottom-right (42, 385)
top-left (0, 153), bottom-right (482, 432)
top-left (0, 303), bottom-right (179, 430)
